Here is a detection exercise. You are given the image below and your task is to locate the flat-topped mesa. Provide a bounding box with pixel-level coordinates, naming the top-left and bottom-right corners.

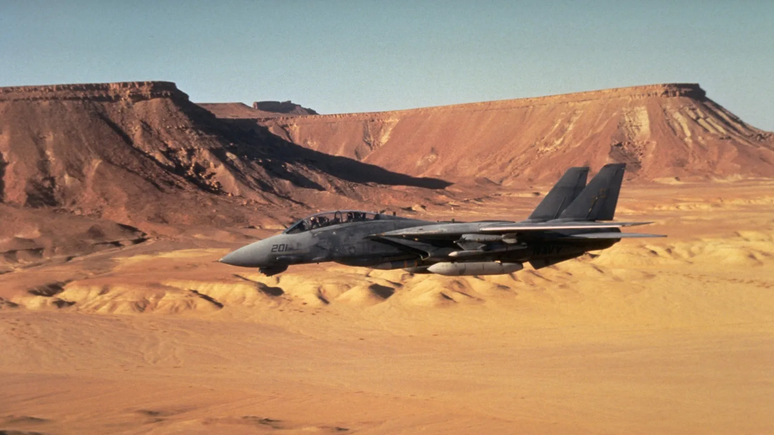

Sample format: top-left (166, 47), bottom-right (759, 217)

top-left (419, 83), bottom-right (708, 109)
top-left (268, 83), bottom-right (707, 121)
top-left (0, 79), bottom-right (452, 227)
top-left (548, 83), bottom-right (706, 101)
top-left (253, 100), bottom-right (318, 116)
top-left (257, 82), bottom-right (773, 183)
top-left (0, 81), bottom-right (189, 103)
top-left (198, 100), bottom-right (319, 119)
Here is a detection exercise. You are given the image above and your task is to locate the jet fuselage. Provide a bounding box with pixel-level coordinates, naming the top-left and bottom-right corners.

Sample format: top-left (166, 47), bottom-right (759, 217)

top-left (220, 164), bottom-right (663, 276)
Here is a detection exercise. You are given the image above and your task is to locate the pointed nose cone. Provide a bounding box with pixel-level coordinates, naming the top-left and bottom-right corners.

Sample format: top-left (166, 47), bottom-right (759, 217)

top-left (219, 241), bottom-right (268, 268)
top-left (219, 250), bottom-right (247, 267)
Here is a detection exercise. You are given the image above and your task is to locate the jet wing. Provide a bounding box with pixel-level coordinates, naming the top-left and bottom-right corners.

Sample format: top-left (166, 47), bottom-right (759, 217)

top-left (378, 221), bottom-right (655, 239)
top-left (561, 232), bottom-right (666, 239)
top-left (478, 222), bottom-right (654, 233)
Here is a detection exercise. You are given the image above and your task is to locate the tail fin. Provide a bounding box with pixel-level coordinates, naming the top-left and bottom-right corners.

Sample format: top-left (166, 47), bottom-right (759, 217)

top-left (557, 163), bottom-right (626, 221)
top-left (527, 167), bottom-right (589, 221)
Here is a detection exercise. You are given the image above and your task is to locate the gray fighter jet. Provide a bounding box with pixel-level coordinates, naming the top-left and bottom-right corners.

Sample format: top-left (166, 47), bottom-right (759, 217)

top-left (220, 164), bottom-right (664, 276)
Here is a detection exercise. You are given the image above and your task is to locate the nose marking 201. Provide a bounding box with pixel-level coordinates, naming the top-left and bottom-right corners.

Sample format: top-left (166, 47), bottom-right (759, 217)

top-left (271, 243), bottom-right (293, 253)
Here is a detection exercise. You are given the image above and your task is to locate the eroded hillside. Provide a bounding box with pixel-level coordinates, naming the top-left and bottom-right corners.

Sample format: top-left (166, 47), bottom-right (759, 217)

top-left (0, 82), bottom-right (450, 269)
top-left (0, 82), bottom-right (448, 227)
top-left (256, 84), bottom-right (774, 184)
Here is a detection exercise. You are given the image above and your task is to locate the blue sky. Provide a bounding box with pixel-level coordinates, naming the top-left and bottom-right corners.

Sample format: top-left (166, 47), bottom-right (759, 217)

top-left (2, 1), bottom-right (772, 130)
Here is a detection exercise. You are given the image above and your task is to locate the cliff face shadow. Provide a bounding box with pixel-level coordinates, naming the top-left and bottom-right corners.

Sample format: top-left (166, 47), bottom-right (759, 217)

top-left (220, 119), bottom-right (452, 190)
top-left (277, 140), bottom-right (452, 189)
top-left (0, 151), bottom-right (7, 202)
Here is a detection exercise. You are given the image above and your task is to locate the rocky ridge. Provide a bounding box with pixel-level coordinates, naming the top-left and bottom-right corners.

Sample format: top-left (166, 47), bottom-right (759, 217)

top-left (0, 81), bottom-right (444, 224)
top-left (252, 100), bottom-right (318, 116)
top-left (0, 81), bottom-right (186, 103)
top-left (199, 100), bottom-right (318, 120)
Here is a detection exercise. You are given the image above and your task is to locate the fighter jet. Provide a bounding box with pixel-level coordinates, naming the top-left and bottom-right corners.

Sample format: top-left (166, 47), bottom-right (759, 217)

top-left (220, 164), bottom-right (664, 276)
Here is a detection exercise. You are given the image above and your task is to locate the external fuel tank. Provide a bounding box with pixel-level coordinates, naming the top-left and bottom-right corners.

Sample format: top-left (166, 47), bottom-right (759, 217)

top-left (427, 262), bottom-right (523, 276)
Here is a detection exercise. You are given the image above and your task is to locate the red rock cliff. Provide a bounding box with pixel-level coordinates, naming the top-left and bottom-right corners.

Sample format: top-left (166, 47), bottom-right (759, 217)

top-left (258, 84), bottom-right (773, 183)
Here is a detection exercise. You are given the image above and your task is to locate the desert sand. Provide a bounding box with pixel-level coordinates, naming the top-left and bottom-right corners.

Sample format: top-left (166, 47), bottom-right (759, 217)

top-left (1, 81), bottom-right (773, 434)
top-left (2, 180), bottom-right (774, 434)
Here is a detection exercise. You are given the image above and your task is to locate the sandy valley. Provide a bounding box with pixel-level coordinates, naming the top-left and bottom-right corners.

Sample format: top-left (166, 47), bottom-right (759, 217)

top-left (2, 80), bottom-right (773, 433)
top-left (2, 180), bottom-right (774, 434)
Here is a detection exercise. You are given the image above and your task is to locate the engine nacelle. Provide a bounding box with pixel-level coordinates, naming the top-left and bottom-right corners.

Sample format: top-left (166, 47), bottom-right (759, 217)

top-left (427, 262), bottom-right (523, 276)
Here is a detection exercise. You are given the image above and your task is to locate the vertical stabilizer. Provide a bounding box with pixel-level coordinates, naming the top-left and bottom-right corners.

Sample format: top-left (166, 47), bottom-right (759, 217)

top-left (557, 163), bottom-right (626, 221)
top-left (527, 167), bottom-right (589, 221)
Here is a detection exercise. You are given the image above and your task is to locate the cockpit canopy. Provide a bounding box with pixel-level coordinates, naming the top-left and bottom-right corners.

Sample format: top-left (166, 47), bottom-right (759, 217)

top-left (283, 210), bottom-right (383, 234)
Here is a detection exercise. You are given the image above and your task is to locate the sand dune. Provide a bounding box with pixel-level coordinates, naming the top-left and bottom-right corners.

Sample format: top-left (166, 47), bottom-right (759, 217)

top-left (2, 82), bottom-right (774, 433)
top-left (6, 188), bottom-right (772, 326)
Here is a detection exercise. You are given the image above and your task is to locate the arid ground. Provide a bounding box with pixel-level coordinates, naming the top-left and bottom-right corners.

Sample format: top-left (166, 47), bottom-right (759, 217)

top-left (2, 180), bottom-right (773, 434)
